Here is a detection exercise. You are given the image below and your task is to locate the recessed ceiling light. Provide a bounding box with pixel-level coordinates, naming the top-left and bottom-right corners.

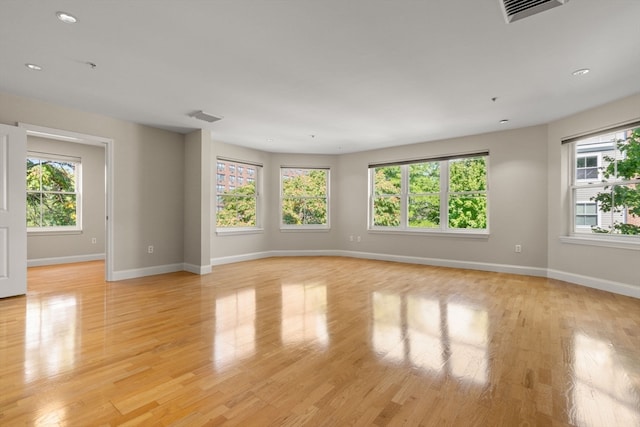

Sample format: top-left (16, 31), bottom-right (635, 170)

top-left (25, 63), bottom-right (42, 71)
top-left (572, 68), bottom-right (590, 76)
top-left (499, 119), bottom-right (509, 124)
top-left (56, 11), bottom-right (78, 24)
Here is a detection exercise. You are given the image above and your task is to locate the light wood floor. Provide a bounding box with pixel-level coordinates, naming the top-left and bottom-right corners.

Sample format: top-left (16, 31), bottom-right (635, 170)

top-left (1, 258), bottom-right (639, 426)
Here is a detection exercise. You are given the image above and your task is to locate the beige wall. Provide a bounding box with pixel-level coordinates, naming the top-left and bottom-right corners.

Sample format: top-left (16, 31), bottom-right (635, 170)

top-left (0, 91), bottom-right (185, 274)
top-left (27, 136), bottom-right (105, 261)
top-left (211, 125), bottom-right (548, 270)
top-left (3, 89), bottom-right (639, 294)
top-left (337, 125), bottom-right (549, 269)
top-left (547, 92), bottom-right (640, 287)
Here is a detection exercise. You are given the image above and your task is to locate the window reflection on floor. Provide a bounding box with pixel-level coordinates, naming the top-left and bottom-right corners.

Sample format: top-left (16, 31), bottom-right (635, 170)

top-left (372, 292), bottom-right (488, 384)
top-left (213, 288), bottom-right (255, 369)
top-left (447, 302), bottom-right (488, 384)
top-left (372, 292), bottom-right (404, 363)
top-left (281, 282), bottom-right (328, 348)
top-left (24, 295), bottom-right (78, 383)
top-left (572, 333), bottom-right (640, 427)
top-left (407, 296), bottom-right (442, 372)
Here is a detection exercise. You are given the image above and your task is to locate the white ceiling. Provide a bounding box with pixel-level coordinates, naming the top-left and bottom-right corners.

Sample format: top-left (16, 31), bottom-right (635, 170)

top-left (2, 0), bottom-right (639, 154)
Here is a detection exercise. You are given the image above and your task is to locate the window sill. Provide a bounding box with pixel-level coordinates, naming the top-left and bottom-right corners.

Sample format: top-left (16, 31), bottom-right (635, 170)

top-left (28, 229), bottom-right (82, 236)
top-left (216, 228), bottom-right (264, 236)
top-left (280, 227), bottom-right (330, 233)
top-left (560, 235), bottom-right (640, 251)
top-left (368, 228), bottom-right (489, 239)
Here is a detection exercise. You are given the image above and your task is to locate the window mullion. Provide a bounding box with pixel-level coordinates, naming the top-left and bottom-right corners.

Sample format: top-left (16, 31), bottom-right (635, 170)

top-left (401, 165), bottom-right (408, 228)
top-left (440, 160), bottom-right (449, 231)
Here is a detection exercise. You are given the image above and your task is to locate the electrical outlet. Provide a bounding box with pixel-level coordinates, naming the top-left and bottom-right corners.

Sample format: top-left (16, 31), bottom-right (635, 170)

top-left (148, 245), bottom-right (154, 254)
top-left (349, 235), bottom-right (354, 242)
top-left (357, 236), bottom-right (361, 242)
top-left (515, 244), bottom-right (522, 253)
top-left (91, 237), bottom-right (97, 244)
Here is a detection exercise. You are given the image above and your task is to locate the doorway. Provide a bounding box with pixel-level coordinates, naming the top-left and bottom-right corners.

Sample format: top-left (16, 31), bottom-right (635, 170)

top-left (20, 123), bottom-right (114, 281)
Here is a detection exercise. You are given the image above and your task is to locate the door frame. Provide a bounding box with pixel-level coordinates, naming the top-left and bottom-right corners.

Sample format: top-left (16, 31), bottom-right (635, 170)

top-left (19, 123), bottom-right (115, 281)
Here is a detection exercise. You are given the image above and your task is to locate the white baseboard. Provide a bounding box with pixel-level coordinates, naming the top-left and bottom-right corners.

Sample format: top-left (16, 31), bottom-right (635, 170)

top-left (210, 251), bottom-right (272, 266)
top-left (184, 263), bottom-right (212, 275)
top-left (211, 249), bottom-right (639, 298)
top-left (28, 253), bottom-right (105, 267)
top-left (547, 269), bottom-right (640, 299)
top-left (111, 263), bottom-right (185, 281)
top-left (211, 249), bottom-right (547, 277)
top-left (338, 250), bottom-right (548, 277)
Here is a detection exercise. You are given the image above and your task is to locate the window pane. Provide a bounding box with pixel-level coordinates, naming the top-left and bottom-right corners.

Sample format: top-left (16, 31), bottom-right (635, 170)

top-left (282, 169), bottom-right (327, 197)
top-left (449, 157), bottom-right (486, 192)
top-left (585, 156), bottom-right (597, 167)
top-left (577, 157), bottom-right (585, 168)
top-left (448, 195), bottom-right (487, 229)
top-left (373, 196), bottom-right (400, 227)
top-left (216, 195), bottom-right (256, 227)
top-left (409, 162), bottom-right (439, 194)
top-left (282, 198), bottom-right (327, 225)
top-left (374, 166), bottom-right (401, 195)
top-left (26, 159), bottom-right (41, 190)
top-left (408, 196), bottom-right (439, 228)
top-left (584, 167), bottom-right (598, 180)
top-left (26, 193), bottom-right (41, 227)
top-left (40, 161), bottom-right (76, 192)
top-left (41, 193), bottom-right (76, 226)
top-left (216, 159), bottom-right (260, 228)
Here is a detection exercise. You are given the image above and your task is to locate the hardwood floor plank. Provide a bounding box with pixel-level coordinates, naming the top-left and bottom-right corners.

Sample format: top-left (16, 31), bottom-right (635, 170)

top-left (1, 258), bottom-right (639, 426)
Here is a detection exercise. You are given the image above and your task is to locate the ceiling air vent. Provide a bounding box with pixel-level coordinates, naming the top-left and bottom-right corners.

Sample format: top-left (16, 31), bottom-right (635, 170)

top-left (189, 110), bottom-right (222, 123)
top-left (500, 0), bottom-right (569, 23)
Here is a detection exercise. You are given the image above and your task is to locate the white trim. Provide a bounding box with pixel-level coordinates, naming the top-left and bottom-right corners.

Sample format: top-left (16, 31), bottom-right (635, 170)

top-left (547, 269), bottom-right (640, 299)
top-left (183, 263), bottom-right (212, 275)
top-left (20, 123), bottom-right (115, 282)
top-left (560, 235), bottom-right (640, 251)
top-left (211, 249), bottom-right (546, 277)
top-left (111, 263), bottom-right (184, 281)
top-left (28, 253), bottom-right (105, 267)
top-left (209, 250), bottom-right (639, 299)
top-left (211, 251), bottom-right (272, 266)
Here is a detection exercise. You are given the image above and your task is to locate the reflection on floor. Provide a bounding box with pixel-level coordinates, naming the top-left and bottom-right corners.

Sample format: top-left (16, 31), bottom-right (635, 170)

top-left (1, 257), bottom-right (639, 425)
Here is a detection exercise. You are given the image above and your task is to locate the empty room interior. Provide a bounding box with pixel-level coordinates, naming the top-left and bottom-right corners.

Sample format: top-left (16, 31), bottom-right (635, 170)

top-left (1, 1), bottom-right (640, 426)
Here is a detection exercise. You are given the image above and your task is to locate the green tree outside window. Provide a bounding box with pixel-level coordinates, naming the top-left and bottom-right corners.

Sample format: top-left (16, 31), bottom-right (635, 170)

top-left (27, 157), bottom-right (79, 228)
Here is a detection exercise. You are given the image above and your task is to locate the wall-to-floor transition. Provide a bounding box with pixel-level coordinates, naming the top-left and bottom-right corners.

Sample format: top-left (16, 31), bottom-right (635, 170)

top-left (1, 90), bottom-right (638, 298)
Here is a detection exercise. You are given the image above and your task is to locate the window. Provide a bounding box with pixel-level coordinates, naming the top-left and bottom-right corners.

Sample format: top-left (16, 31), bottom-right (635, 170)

top-left (576, 154), bottom-right (599, 181)
top-left (369, 153), bottom-right (488, 233)
top-left (217, 173), bottom-right (225, 182)
top-left (229, 165), bottom-right (235, 174)
top-left (216, 159), bottom-right (261, 229)
top-left (570, 127), bottom-right (640, 236)
top-left (280, 168), bottom-right (329, 228)
top-left (27, 153), bottom-right (81, 231)
top-left (217, 162), bottom-right (225, 171)
top-left (575, 202), bottom-right (598, 228)
top-left (237, 166), bottom-right (243, 174)
top-left (248, 168), bottom-right (255, 176)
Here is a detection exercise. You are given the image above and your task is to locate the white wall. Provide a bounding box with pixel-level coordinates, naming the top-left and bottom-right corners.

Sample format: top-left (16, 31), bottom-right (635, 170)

top-left (547, 92), bottom-right (640, 292)
top-left (27, 136), bottom-right (105, 263)
top-left (0, 91), bottom-right (185, 277)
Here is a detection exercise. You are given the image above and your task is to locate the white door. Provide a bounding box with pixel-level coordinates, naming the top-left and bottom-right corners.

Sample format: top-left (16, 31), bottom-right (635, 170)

top-left (0, 124), bottom-right (26, 298)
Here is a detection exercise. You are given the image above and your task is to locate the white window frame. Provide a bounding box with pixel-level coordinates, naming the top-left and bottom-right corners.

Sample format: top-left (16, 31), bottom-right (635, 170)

top-left (575, 201), bottom-right (600, 229)
top-left (566, 125), bottom-right (640, 246)
top-left (575, 152), bottom-right (601, 183)
top-left (280, 167), bottom-right (330, 231)
top-left (368, 153), bottom-right (489, 236)
top-left (215, 158), bottom-right (263, 234)
top-left (27, 152), bottom-right (82, 233)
